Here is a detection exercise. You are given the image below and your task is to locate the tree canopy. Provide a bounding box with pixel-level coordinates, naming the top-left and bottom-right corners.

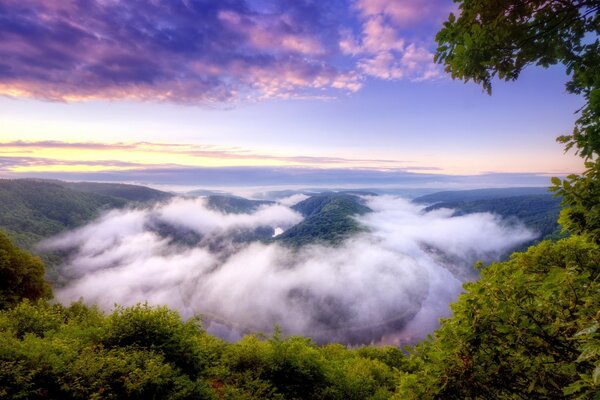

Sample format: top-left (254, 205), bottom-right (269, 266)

top-left (435, 0), bottom-right (600, 242)
top-left (395, 235), bottom-right (600, 399)
top-left (0, 231), bottom-right (51, 310)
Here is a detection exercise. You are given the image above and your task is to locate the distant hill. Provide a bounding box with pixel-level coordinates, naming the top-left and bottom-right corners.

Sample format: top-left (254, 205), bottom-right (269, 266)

top-left (0, 179), bottom-right (173, 280)
top-left (0, 179), bottom-right (172, 245)
top-left (0, 179), bottom-right (127, 250)
top-left (424, 194), bottom-right (564, 242)
top-left (58, 181), bottom-right (172, 203)
top-left (186, 189), bottom-right (231, 197)
top-left (205, 195), bottom-right (273, 214)
top-left (414, 187), bottom-right (551, 204)
top-left (277, 193), bottom-right (372, 246)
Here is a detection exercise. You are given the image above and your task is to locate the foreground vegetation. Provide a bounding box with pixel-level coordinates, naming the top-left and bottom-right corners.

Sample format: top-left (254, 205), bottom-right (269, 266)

top-left (2, 0), bottom-right (600, 397)
top-left (1, 226), bottom-right (599, 399)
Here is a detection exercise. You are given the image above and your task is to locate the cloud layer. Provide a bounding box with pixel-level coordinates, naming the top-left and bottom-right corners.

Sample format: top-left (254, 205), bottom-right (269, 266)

top-left (0, 0), bottom-right (452, 103)
top-left (44, 195), bottom-right (535, 344)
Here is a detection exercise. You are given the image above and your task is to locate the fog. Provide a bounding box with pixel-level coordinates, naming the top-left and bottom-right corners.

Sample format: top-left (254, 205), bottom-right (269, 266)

top-left (43, 195), bottom-right (536, 344)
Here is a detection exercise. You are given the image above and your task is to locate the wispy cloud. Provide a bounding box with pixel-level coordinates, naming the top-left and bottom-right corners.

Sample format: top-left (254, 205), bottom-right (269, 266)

top-left (0, 0), bottom-right (450, 104)
top-left (0, 155), bottom-right (169, 171)
top-left (0, 140), bottom-right (137, 150)
top-left (0, 140), bottom-right (415, 169)
top-left (344, 0), bottom-right (453, 81)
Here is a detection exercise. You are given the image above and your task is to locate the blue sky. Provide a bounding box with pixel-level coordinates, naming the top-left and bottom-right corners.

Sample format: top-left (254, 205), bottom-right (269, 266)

top-left (0, 0), bottom-right (586, 187)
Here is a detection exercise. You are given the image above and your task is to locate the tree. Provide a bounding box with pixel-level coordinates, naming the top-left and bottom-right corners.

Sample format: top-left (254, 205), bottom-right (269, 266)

top-left (394, 237), bottom-right (600, 398)
top-left (435, 0), bottom-right (600, 242)
top-left (0, 230), bottom-right (51, 309)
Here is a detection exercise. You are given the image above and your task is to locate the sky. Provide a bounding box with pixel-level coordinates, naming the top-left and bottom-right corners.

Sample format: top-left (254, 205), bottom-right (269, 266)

top-left (0, 0), bottom-right (586, 188)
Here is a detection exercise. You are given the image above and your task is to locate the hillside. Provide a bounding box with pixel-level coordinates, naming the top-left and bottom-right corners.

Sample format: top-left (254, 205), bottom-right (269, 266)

top-left (0, 179), bottom-right (173, 248)
top-left (58, 181), bottom-right (172, 203)
top-left (277, 193), bottom-right (372, 246)
top-left (0, 179), bottom-right (128, 250)
top-left (205, 195), bottom-right (274, 214)
top-left (424, 194), bottom-right (563, 242)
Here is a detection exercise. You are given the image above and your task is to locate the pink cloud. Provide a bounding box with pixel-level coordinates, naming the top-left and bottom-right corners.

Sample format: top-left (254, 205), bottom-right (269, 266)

top-left (355, 0), bottom-right (453, 27)
top-left (0, 0), bottom-right (448, 104)
top-left (346, 0), bottom-right (447, 81)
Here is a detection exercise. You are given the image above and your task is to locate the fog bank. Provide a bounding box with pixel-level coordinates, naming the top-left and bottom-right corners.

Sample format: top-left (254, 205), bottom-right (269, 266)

top-left (43, 195), bottom-right (536, 344)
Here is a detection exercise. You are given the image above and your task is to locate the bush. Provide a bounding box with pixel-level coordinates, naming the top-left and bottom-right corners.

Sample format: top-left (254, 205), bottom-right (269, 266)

top-left (395, 236), bottom-right (600, 399)
top-left (0, 231), bottom-right (51, 309)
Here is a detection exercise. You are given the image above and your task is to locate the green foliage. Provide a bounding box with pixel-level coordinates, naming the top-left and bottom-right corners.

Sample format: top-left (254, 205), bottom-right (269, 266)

top-left (0, 231), bottom-right (51, 309)
top-left (0, 179), bottom-right (126, 250)
top-left (551, 165), bottom-right (600, 244)
top-left (103, 304), bottom-right (210, 376)
top-left (0, 179), bottom-right (173, 281)
top-left (435, 0), bottom-right (600, 242)
top-left (205, 195), bottom-right (274, 214)
top-left (0, 301), bottom-right (404, 399)
top-left (395, 236), bottom-right (600, 399)
top-left (217, 331), bottom-right (401, 399)
top-left (0, 302), bottom-right (216, 400)
top-left (58, 181), bottom-right (172, 203)
top-left (277, 194), bottom-right (372, 246)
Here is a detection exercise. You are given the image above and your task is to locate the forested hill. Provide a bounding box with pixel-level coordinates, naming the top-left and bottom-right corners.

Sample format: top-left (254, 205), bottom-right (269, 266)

top-left (205, 195), bottom-right (273, 214)
top-left (0, 179), bottom-right (171, 250)
top-left (57, 181), bottom-right (172, 203)
top-left (424, 194), bottom-right (563, 242)
top-left (414, 187), bottom-right (551, 204)
top-left (277, 193), bottom-right (372, 246)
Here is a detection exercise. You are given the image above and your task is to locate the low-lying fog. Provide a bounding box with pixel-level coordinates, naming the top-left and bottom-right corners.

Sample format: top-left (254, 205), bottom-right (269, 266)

top-left (42, 195), bottom-right (535, 345)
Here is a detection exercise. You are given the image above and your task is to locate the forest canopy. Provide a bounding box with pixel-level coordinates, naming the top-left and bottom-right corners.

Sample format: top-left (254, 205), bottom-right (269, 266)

top-left (1, 0), bottom-right (600, 398)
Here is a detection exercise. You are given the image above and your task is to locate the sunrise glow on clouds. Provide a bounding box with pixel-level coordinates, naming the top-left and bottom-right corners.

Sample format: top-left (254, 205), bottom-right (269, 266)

top-left (0, 140), bottom-right (423, 171)
top-left (0, 0), bottom-right (586, 183)
top-left (0, 0), bottom-right (450, 103)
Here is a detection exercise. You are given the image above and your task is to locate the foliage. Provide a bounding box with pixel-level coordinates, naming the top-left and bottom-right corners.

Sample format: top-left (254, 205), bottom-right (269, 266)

top-left (277, 194), bottom-right (372, 246)
top-left (58, 181), bottom-right (172, 203)
top-left (0, 179), bottom-right (126, 250)
top-left (0, 179), bottom-right (173, 282)
top-left (0, 302), bottom-right (215, 400)
top-left (0, 301), bottom-right (404, 400)
top-left (0, 179), bottom-right (173, 251)
top-left (394, 236), bottom-right (600, 399)
top-left (205, 195), bottom-right (273, 214)
top-left (0, 243), bottom-right (402, 399)
top-left (551, 167), bottom-right (600, 243)
top-left (0, 231), bottom-right (51, 310)
top-left (435, 0), bottom-right (600, 242)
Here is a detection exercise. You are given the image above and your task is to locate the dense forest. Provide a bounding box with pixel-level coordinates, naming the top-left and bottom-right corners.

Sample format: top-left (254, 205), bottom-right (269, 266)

top-left (2, 0), bottom-right (600, 398)
top-left (0, 179), bottom-right (171, 251)
top-left (277, 194), bottom-right (372, 246)
top-left (1, 224), bottom-right (599, 398)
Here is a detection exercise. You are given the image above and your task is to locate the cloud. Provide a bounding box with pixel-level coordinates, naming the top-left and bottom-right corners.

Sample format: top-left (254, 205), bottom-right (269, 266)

top-left (43, 195), bottom-right (536, 344)
top-left (344, 0), bottom-right (452, 81)
top-left (0, 0), bottom-right (449, 103)
top-left (354, 0), bottom-right (453, 26)
top-left (0, 140), bottom-right (411, 168)
top-left (0, 155), bottom-right (154, 171)
top-left (277, 193), bottom-right (310, 206)
top-left (0, 140), bottom-right (137, 150)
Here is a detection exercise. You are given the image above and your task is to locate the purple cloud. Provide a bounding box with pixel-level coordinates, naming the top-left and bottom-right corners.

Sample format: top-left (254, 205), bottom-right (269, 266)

top-left (0, 0), bottom-right (449, 103)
